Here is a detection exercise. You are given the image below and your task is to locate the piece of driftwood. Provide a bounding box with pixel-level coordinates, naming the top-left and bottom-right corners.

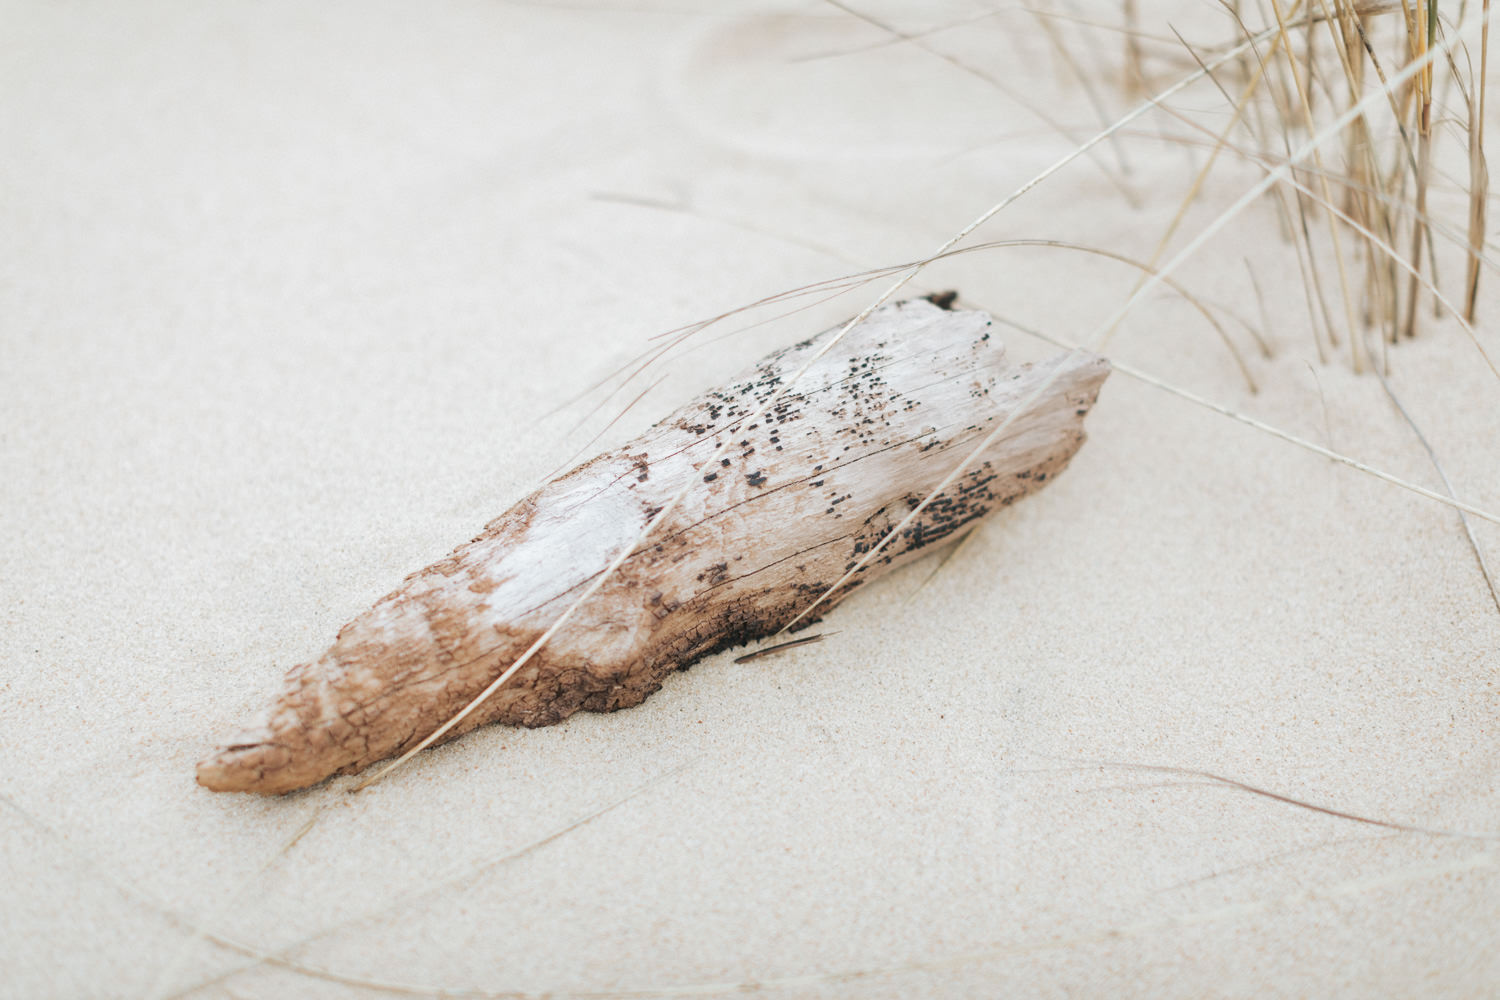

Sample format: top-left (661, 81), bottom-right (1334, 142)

top-left (198, 298), bottom-right (1110, 794)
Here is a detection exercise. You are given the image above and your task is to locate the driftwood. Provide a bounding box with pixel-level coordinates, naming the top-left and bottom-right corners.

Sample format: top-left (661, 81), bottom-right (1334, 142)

top-left (197, 298), bottom-right (1110, 794)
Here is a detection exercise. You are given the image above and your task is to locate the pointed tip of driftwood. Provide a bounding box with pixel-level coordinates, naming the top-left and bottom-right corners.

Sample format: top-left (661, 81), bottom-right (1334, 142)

top-left (196, 732), bottom-right (297, 795)
top-left (194, 752), bottom-right (247, 793)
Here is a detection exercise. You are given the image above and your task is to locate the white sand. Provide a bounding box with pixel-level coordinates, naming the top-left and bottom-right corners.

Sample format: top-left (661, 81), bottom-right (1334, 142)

top-left (3, 2), bottom-right (1497, 997)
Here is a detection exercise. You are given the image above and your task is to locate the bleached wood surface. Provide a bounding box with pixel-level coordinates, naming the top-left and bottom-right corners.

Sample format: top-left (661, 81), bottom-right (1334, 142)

top-left (197, 300), bottom-right (1109, 793)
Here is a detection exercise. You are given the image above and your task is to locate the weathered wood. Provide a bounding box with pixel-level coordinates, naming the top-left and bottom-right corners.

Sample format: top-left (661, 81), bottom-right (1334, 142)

top-left (197, 298), bottom-right (1110, 794)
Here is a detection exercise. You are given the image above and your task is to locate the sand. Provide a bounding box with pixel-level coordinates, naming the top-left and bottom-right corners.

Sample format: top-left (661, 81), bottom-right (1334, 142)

top-left (3, 2), bottom-right (1497, 997)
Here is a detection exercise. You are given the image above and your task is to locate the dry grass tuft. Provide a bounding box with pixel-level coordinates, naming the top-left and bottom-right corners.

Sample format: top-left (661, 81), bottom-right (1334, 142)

top-left (1126, 0), bottom-right (1492, 369)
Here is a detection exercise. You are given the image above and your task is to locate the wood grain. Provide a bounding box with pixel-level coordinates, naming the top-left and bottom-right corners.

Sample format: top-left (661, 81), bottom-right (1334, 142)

top-left (197, 298), bottom-right (1110, 794)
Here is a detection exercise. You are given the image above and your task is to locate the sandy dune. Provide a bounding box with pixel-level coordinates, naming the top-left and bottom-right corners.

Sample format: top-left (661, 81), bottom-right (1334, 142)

top-left (3, 2), bottom-right (1497, 997)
